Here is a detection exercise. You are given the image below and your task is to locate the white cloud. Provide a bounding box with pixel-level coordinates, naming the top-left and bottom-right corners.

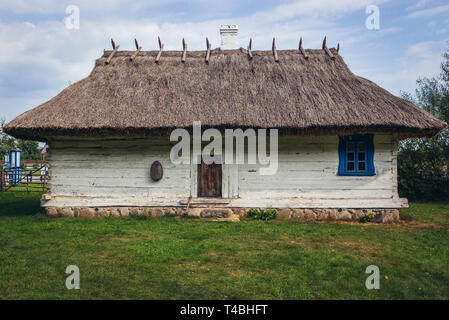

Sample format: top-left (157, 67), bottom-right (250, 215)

top-left (406, 0), bottom-right (430, 11)
top-left (407, 4), bottom-right (449, 18)
top-left (365, 40), bottom-right (446, 95)
top-left (249, 0), bottom-right (387, 22)
top-left (0, 0), bottom-right (182, 14)
top-left (406, 41), bottom-right (438, 57)
top-left (0, 89), bottom-right (60, 121)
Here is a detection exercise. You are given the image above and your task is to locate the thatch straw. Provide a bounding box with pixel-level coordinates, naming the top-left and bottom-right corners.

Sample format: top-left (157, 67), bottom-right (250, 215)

top-left (4, 48), bottom-right (447, 141)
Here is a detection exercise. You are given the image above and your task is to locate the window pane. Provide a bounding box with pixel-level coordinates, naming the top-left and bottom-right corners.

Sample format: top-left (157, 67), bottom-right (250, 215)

top-left (347, 141), bottom-right (355, 172)
top-left (347, 161), bottom-right (355, 171)
top-left (357, 142), bottom-right (366, 172)
top-left (347, 142), bottom-right (355, 152)
top-left (357, 142), bottom-right (366, 151)
top-left (358, 152), bottom-right (365, 161)
top-left (358, 161), bottom-right (366, 171)
top-left (348, 152), bottom-right (355, 161)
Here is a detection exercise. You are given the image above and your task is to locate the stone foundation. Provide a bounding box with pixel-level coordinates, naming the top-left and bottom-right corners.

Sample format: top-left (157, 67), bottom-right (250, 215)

top-left (45, 207), bottom-right (400, 223)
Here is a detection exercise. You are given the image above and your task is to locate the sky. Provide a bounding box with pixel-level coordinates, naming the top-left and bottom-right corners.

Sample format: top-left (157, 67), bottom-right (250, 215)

top-left (0, 0), bottom-right (448, 122)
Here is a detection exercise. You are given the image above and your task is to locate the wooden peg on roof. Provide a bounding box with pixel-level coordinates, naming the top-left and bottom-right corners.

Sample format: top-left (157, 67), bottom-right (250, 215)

top-left (247, 38), bottom-right (253, 60)
top-left (181, 38), bottom-right (187, 62)
top-left (205, 37), bottom-right (211, 63)
top-left (105, 38), bottom-right (120, 65)
top-left (322, 36), bottom-right (335, 60)
top-left (337, 43), bottom-right (340, 53)
top-left (130, 38), bottom-right (142, 62)
top-left (155, 36), bottom-right (164, 63)
top-left (298, 37), bottom-right (308, 60)
top-left (272, 37), bottom-right (279, 62)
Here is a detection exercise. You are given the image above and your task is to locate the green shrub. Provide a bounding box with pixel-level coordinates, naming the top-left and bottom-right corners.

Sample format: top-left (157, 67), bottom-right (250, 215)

top-left (398, 133), bottom-right (449, 201)
top-left (247, 207), bottom-right (277, 221)
top-left (359, 212), bottom-right (375, 223)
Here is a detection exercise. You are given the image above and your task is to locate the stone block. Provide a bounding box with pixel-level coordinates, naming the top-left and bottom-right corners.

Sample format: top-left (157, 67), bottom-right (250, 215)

top-left (79, 208), bottom-right (94, 217)
top-left (304, 209), bottom-right (317, 220)
top-left (200, 209), bottom-right (230, 218)
top-left (292, 209), bottom-right (305, 219)
top-left (278, 208), bottom-right (292, 218)
top-left (46, 207), bottom-right (58, 216)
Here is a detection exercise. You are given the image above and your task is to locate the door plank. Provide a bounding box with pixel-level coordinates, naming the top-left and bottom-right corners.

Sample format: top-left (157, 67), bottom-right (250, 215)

top-left (198, 160), bottom-right (222, 197)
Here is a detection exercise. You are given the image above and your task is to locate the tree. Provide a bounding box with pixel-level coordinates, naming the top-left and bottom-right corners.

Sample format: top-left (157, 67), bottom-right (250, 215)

top-left (0, 117), bottom-right (16, 159)
top-left (398, 45), bottom-right (449, 201)
top-left (17, 140), bottom-right (42, 160)
top-left (1, 117), bottom-right (43, 161)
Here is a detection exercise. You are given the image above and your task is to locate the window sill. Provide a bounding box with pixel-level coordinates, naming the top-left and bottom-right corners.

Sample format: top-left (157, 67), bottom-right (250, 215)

top-left (337, 172), bottom-right (376, 176)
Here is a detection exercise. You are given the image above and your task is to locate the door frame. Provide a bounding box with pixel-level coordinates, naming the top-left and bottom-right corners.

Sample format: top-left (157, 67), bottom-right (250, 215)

top-left (191, 154), bottom-right (222, 198)
top-left (197, 156), bottom-right (222, 198)
top-left (190, 154), bottom-right (239, 199)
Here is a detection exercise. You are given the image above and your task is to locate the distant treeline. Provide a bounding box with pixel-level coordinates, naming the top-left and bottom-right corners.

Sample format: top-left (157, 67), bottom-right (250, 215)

top-left (398, 45), bottom-right (449, 201)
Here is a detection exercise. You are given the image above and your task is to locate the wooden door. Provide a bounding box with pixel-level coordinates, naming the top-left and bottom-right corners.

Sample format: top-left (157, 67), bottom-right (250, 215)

top-left (198, 160), bottom-right (222, 198)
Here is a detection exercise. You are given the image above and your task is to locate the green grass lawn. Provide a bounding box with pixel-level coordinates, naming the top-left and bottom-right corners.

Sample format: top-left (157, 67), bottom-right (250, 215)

top-left (0, 192), bottom-right (448, 300)
top-left (4, 184), bottom-right (46, 193)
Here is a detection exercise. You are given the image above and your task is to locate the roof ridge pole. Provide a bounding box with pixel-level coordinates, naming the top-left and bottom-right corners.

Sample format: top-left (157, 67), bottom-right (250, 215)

top-left (155, 36), bottom-right (164, 63)
top-left (298, 37), bottom-right (309, 60)
top-left (105, 38), bottom-right (120, 65)
top-left (272, 37), bottom-right (279, 62)
top-left (337, 43), bottom-right (340, 54)
top-left (205, 37), bottom-right (211, 63)
top-left (322, 36), bottom-right (335, 60)
top-left (247, 38), bottom-right (253, 60)
top-left (130, 38), bottom-right (142, 62)
top-left (181, 38), bottom-right (187, 63)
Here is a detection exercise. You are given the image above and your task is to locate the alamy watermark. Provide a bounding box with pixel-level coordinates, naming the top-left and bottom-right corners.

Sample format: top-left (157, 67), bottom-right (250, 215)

top-left (170, 121), bottom-right (279, 175)
top-left (365, 5), bottom-right (380, 30)
top-left (65, 5), bottom-right (80, 30)
top-left (65, 265), bottom-right (80, 290)
top-left (365, 265), bottom-right (380, 290)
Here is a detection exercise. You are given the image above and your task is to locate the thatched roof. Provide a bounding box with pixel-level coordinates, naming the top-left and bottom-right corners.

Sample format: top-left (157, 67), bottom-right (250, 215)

top-left (4, 48), bottom-right (447, 140)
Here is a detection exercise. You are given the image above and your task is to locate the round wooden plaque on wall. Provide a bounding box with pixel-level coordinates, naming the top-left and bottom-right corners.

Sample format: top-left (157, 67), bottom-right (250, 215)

top-left (150, 161), bottom-right (163, 181)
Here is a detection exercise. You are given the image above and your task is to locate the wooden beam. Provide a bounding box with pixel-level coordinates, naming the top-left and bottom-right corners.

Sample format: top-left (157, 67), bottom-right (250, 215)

top-left (155, 36), bottom-right (164, 63)
top-left (205, 37), bottom-right (211, 63)
top-left (272, 37), bottom-right (279, 62)
top-left (105, 38), bottom-right (119, 65)
top-left (186, 195), bottom-right (192, 210)
top-left (247, 38), bottom-right (253, 60)
top-left (298, 37), bottom-right (308, 60)
top-left (130, 38), bottom-right (142, 62)
top-left (337, 43), bottom-right (340, 54)
top-left (181, 38), bottom-right (187, 63)
top-left (322, 36), bottom-right (335, 60)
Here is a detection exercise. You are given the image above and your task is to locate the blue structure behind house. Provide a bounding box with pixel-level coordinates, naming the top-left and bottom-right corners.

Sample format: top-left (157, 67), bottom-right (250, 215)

top-left (8, 148), bottom-right (22, 185)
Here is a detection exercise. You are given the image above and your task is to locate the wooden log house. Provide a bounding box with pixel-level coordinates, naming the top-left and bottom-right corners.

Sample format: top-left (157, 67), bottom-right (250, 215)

top-left (4, 25), bottom-right (447, 222)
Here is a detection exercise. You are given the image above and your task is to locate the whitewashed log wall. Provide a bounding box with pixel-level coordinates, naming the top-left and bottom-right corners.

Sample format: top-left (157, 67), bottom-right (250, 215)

top-left (44, 134), bottom-right (406, 208)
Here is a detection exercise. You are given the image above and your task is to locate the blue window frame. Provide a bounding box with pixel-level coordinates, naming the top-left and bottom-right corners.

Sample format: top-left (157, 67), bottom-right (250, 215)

top-left (338, 134), bottom-right (375, 176)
